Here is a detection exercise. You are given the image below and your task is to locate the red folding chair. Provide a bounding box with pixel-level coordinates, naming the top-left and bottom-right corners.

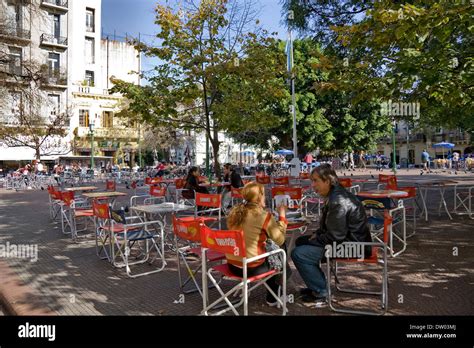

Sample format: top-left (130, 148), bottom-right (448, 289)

top-left (377, 174), bottom-right (397, 190)
top-left (172, 216), bottom-right (225, 297)
top-left (230, 187), bottom-right (243, 206)
top-left (92, 200), bottom-right (166, 277)
top-left (326, 237), bottom-right (389, 315)
top-left (338, 178), bottom-right (360, 194)
top-left (273, 176), bottom-right (290, 186)
top-left (59, 191), bottom-right (94, 240)
top-left (143, 185), bottom-right (167, 204)
top-left (106, 179), bottom-right (116, 191)
top-left (200, 224), bottom-right (287, 316)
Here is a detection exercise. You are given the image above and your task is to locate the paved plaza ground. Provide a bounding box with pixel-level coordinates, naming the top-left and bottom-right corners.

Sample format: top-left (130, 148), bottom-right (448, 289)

top-left (0, 168), bottom-right (473, 316)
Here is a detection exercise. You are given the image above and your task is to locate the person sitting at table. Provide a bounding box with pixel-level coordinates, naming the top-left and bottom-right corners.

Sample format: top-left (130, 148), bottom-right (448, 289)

top-left (221, 163), bottom-right (244, 211)
top-left (226, 182), bottom-right (288, 306)
top-left (291, 164), bottom-right (372, 306)
top-left (182, 166), bottom-right (209, 199)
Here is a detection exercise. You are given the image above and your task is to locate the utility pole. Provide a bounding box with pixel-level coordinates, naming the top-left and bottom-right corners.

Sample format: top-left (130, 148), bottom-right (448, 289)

top-left (288, 11), bottom-right (300, 176)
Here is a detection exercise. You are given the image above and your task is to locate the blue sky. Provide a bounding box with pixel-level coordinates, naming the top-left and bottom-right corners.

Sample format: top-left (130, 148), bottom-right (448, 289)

top-left (101, 0), bottom-right (289, 78)
top-left (101, 0), bottom-right (288, 41)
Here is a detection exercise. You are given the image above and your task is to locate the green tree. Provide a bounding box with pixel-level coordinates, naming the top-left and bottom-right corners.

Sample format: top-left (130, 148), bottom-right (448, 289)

top-left (111, 0), bottom-right (286, 178)
top-left (282, 0), bottom-right (474, 130)
top-left (236, 38), bottom-right (390, 155)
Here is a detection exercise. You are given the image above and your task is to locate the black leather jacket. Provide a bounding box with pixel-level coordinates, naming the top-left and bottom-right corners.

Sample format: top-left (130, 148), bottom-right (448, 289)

top-left (313, 184), bottom-right (372, 249)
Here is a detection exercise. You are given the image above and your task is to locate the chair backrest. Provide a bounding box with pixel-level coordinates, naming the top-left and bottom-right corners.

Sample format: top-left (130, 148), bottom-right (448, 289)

top-left (299, 172), bottom-right (310, 180)
top-left (151, 177), bottom-right (162, 184)
top-left (195, 192), bottom-right (221, 209)
top-left (338, 178), bottom-right (352, 188)
top-left (92, 200), bottom-right (110, 219)
top-left (61, 191), bottom-right (75, 207)
top-left (271, 186), bottom-right (303, 200)
top-left (51, 189), bottom-right (63, 200)
top-left (256, 176), bottom-right (271, 185)
top-left (174, 178), bottom-right (186, 189)
top-left (200, 224), bottom-right (246, 258)
top-left (273, 176), bottom-right (289, 186)
top-left (231, 187), bottom-right (243, 199)
top-left (399, 186), bottom-right (416, 198)
top-left (378, 174), bottom-right (397, 190)
top-left (106, 180), bottom-right (116, 191)
top-left (150, 185), bottom-right (166, 197)
top-left (172, 215), bottom-right (202, 243)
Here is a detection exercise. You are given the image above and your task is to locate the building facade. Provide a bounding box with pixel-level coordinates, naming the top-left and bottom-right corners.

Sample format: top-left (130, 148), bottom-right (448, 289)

top-left (0, 0), bottom-right (141, 168)
top-left (376, 120), bottom-right (472, 167)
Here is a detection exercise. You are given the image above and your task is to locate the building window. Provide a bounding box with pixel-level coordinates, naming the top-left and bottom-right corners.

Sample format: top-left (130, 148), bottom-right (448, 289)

top-left (10, 92), bottom-right (22, 117)
top-left (8, 46), bottom-right (22, 75)
top-left (85, 37), bottom-right (94, 64)
top-left (85, 70), bottom-right (94, 86)
top-left (86, 8), bottom-right (95, 32)
top-left (102, 111), bottom-right (113, 128)
top-left (79, 109), bottom-right (89, 127)
top-left (48, 52), bottom-right (60, 76)
top-left (48, 94), bottom-right (60, 117)
top-left (52, 14), bottom-right (60, 38)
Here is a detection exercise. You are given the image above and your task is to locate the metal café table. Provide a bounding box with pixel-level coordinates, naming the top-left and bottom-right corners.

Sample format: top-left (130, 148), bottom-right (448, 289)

top-left (82, 191), bottom-right (128, 207)
top-left (398, 179), bottom-right (457, 221)
top-left (131, 203), bottom-right (195, 249)
top-left (65, 186), bottom-right (97, 192)
top-left (357, 189), bottom-right (409, 199)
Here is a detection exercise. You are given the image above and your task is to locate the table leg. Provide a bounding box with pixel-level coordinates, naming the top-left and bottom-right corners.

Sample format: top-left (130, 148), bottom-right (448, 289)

top-left (439, 186), bottom-right (453, 220)
top-left (419, 186), bottom-right (429, 222)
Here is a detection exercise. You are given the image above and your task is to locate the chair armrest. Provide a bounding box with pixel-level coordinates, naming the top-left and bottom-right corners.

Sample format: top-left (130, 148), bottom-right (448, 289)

top-left (246, 248), bottom-right (287, 265)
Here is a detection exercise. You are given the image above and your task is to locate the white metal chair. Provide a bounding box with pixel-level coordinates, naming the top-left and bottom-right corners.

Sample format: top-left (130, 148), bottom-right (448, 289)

top-left (92, 200), bottom-right (167, 278)
top-left (200, 224), bottom-right (287, 316)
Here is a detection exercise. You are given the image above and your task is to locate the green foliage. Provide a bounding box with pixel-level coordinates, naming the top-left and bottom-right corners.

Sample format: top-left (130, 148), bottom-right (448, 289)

top-left (282, 0), bottom-right (474, 130)
top-left (234, 38), bottom-right (391, 153)
top-left (111, 0), bottom-right (287, 176)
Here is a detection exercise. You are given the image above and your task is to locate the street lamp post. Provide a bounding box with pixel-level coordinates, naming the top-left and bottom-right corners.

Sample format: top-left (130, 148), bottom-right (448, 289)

top-left (89, 121), bottom-right (95, 170)
top-left (391, 119), bottom-right (397, 174)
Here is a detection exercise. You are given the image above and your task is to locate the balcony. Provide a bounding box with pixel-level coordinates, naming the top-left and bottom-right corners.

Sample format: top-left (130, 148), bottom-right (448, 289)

top-left (40, 0), bottom-right (68, 12)
top-left (40, 70), bottom-right (67, 88)
top-left (75, 127), bottom-right (139, 139)
top-left (40, 33), bottom-right (68, 49)
top-left (0, 25), bottom-right (31, 45)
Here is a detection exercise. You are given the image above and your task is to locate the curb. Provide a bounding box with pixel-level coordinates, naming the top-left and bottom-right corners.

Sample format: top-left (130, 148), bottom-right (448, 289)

top-left (0, 260), bottom-right (55, 316)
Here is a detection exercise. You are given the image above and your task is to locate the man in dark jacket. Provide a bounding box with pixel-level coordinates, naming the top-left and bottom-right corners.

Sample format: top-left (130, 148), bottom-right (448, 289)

top-left (222, 163), bottom-right (244, 212)
top-left (291, 164), bottom-right (372, 304)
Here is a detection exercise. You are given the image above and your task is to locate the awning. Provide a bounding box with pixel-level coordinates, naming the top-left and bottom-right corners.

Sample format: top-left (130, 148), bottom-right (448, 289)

top-left (0, 146), bottom-right (35, 161)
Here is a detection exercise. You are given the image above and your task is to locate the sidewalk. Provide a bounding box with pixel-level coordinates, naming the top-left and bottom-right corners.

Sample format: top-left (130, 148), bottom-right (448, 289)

top-left (0, 172), bottom-right (473, 316)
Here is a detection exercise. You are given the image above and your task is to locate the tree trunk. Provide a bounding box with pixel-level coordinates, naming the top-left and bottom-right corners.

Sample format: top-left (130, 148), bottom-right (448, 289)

top-left (35, 147), bottom-right (41, 160)
top-left (210, 138), bottom-right (221, 180)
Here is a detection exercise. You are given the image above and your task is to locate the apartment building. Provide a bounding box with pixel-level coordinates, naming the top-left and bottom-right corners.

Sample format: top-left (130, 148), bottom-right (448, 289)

top-left (376, 120), bottom-right (472, 166)
top-left (0, 0), bottom-right (70, 164)
top-left (68, 0), bottom-right (141, 167)
top-left (0, 0), bottom-right (141, 168)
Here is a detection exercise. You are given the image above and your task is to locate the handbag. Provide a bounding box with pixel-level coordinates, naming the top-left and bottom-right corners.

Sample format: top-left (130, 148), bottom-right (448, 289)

top-left (262, 212), bottom-right (284, 271)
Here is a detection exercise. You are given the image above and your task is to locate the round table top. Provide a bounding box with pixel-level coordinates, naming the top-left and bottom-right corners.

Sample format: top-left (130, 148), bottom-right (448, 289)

top-left (357, 189), bottom-right (409, 199)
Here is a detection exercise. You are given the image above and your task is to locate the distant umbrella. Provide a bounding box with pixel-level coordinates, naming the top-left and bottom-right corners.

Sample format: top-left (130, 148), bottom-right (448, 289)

top-left (275, 149), bottom-right (294, 156)
top-left (432, 142), bottom-right (455, 149)
top-left (241, 150), bottom-right (255, 156)
top-left (432, 142), bottom-right (455, 159)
